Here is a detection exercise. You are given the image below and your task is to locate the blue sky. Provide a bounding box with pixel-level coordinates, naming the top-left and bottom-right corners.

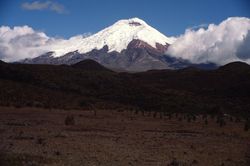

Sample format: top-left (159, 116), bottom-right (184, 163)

top-left (0, 0), bottom-right (250, 38)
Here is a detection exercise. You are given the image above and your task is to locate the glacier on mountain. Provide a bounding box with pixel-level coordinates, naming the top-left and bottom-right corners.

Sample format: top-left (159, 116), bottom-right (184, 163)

top-left (50, 18), bottom-right (176, 57)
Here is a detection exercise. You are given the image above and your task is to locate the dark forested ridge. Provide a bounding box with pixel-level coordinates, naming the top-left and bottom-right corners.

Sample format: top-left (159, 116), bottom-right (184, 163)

top-left (0, 60), bottom-right (250, 117)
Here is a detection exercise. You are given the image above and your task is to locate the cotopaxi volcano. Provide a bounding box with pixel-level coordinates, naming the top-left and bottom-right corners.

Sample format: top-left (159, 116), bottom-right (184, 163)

top-left (21, 18), bottom-right (215, 71)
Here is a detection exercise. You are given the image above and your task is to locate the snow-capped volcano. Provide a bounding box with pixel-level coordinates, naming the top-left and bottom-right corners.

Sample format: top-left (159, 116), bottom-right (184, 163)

top-left (22, 18), bottom-right (215, 71)
top-left (50, 17), bottom-right (175, 57)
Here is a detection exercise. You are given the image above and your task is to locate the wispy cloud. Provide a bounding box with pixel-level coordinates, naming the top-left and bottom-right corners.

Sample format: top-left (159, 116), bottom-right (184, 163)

top-left (187, 23), bottom-right (208, 31)
top-left (21, 1), bottom-right (68, 14)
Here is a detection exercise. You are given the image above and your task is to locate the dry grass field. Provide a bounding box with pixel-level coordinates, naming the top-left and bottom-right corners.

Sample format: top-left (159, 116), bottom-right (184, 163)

top-left (0, 107), bottom-right (249, 166)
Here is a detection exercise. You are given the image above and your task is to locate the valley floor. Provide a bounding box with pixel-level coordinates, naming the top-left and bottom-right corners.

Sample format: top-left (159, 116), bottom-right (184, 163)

top-left (0, 107), bottom-right (249, 166)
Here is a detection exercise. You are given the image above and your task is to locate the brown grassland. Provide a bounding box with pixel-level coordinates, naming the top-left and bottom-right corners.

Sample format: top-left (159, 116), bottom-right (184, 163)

top-left (0, 107), bottom-right (249, 166)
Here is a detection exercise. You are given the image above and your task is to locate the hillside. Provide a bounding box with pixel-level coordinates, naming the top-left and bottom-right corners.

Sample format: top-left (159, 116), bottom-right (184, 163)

top-left (0, 60), bottom-right (250, 117)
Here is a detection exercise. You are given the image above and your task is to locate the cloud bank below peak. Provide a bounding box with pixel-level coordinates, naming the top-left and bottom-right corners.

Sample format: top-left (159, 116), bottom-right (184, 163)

top-left (166, 17), bottom-right (250, 65)
top-left (0, 25), bottom-right (50, 62)
top-left (0, 25), bottom-right (90, 62)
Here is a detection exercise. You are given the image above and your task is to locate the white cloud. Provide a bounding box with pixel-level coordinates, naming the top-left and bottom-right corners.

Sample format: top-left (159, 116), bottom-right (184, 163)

top-left (236, 30), bottom-right (250, 60)
top-left (21, 1), bottom-right (67, 14)
top-left (0, 25), bottom-right (91, 62)
top-left (167, 17), bottom-right (250, 65)
top-left (0, 26), bottom-right (50, 61)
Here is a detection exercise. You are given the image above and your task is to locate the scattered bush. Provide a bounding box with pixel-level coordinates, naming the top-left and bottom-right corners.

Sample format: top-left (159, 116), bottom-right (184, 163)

top-left (36, 138), bottom-right (45, 145)
top-left (160, 112), bottom-right (163, 119)
top-left (210, 114), bottom-right (215, 120)
top-left (54, 151), bottom-right (61, 156)
top-left (218, 118), bottom-right (226, 127)
top-left (178, 117), bottom-right (182, 121)
top-left (64, 115), bottom-right (75, 125)
top-left (14, 104), bottom-right (22, 109)
top-left (153, 112), bottom-right (157, 118)
top-left (230, 117), bottom-right (234, 122)
top-left (192, 159), bottom-right (198, 164)
top-left (235, 117), bottom-right (241, 123)
top-left (79, 100), bottom-right (89, 108)
top-left (202, 114), bottom-right (207, 120)
top-left (134, 109), bottom-right (139, 115)
top-left (205, 119), bottom-right (208, 125)
top-left (192, 115), bottom-right (196, 121)
top-left (244, 121), bottom-right (249, 131)
top-left (168, 158), bottom-right (180, 166)
top-left (169, 114), bottom-right (172, 120)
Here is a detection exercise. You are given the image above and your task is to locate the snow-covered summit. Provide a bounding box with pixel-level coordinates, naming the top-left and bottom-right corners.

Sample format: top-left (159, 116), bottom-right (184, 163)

top-left (50, 17), bottom-right (175, 57)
